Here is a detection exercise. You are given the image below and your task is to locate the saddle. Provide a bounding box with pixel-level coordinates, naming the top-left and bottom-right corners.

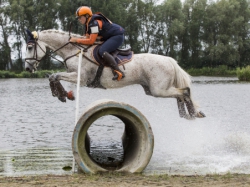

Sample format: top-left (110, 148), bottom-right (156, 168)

top-left (92, 45), bottom-right (133, 66)
top-left (87, 45), bottom-right (133, 89)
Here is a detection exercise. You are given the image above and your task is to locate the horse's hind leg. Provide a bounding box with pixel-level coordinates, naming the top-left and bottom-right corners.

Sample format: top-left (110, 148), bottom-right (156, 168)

top-left (177, 96), bottom-right (196, 120)
top-left (149, 86), bottom-right (194, 119)
top-left (182, 87), bottom-right (196, 119)
top-left (182, 87), bottom-right (206, 119)
top-left (177, 97), bottom-right (187, 118)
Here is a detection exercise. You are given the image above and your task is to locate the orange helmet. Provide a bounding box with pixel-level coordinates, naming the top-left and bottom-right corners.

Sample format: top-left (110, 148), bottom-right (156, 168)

top-left (76, 6), bottom-right (92, 18)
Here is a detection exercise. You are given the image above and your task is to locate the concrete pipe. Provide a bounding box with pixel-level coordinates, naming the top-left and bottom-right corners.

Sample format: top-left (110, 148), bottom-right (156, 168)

top-left (72, 99), bottom-right (154, 174)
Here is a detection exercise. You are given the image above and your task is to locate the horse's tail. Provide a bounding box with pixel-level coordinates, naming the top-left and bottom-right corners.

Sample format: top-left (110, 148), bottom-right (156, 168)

top-left (169, 58), bottom-right (191, 88)
top-left (169, 58), bottom-right (199, 109)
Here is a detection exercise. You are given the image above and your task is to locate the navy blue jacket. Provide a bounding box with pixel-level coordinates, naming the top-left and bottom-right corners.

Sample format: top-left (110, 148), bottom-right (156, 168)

top-left (86, 13), bottom-right (124, 41)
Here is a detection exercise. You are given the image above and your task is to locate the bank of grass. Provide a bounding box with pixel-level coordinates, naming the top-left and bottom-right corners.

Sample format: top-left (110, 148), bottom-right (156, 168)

top-left (236, 66), bottom-right (250, 81)
top-left (2, 65), bottom-right (250, 82)
top-left (0, 70), bottom-right (62, 78)
top-left (186, 65), bottom-right (236, 77)
top-left (0, 173), bottom-right (250, 187)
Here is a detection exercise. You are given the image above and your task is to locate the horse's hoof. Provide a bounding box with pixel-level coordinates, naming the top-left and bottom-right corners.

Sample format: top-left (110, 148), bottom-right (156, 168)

top-left (58, 96), bottom-right (66, 102)
top-left (196, 111), bottom-right (206, 118)
top-left (183, 114), bottom-right (195, 120)
top-left (87, 82), bottom-right (106, 89)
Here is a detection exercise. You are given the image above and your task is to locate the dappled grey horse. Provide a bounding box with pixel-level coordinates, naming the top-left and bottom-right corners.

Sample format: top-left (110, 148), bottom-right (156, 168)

top-left (24, 29), bottom-right (205, 120)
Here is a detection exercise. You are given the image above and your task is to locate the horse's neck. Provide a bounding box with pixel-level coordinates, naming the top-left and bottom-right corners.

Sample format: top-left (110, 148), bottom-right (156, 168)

top-left (38, 30), bottom-right (79, 58)
top-left (38, 30), bottom-right (96, 70)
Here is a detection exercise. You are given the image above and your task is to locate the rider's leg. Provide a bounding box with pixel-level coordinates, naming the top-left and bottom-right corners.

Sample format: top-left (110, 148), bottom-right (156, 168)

top-left (99, 35), bottom-right (125, 81)
top-left (102, 51), bottom-right (125, 80)
top-left (88, 64), bottom-right (106, 89)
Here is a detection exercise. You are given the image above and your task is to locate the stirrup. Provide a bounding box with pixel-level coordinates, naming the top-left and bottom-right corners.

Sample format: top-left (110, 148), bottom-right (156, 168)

top-left (112, 70), bottom-right (124, 81)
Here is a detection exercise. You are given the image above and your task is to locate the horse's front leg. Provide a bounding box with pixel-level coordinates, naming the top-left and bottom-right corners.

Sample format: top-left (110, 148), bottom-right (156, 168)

top-left (50, 72), bottom-right (78, 84)
top-left (49, 72), bottom-right (78, 102)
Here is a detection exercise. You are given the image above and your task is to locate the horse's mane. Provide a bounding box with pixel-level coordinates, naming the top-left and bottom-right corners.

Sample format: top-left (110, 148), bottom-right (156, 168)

top-left (40, 29), bottom-right (82, 38)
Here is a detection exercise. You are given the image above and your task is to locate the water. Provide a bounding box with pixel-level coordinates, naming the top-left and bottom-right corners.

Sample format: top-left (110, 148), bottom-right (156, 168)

top-left (0, 77), bottom-right (250, 176)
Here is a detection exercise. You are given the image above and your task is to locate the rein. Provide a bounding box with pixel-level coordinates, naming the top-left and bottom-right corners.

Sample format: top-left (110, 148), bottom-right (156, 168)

top-left (25, 40), bottom-right (70, 69)
top-left (25, 38), bottom-right (95, 70)
top-left (25, 23), bottom-right (98, 70)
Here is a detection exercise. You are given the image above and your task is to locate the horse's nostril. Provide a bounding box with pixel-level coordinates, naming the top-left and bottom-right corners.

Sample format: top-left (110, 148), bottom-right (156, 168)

top-left (26, 67), bottom-right (30, 72)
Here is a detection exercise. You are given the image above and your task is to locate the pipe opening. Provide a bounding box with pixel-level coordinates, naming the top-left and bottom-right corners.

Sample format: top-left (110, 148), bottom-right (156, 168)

top-left (87, 115), bottom-right (125, 170)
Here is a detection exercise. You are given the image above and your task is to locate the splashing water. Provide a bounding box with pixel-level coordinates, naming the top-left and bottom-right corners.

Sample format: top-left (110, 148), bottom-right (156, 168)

top-left (0, 77), bottom-right (250, 176)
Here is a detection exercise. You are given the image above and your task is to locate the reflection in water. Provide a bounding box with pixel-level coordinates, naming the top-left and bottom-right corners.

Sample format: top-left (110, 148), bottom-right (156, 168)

top-left (192, 76), bottom-right (239, 84)
top-left (0, 148), bottom-right (72, 176)
top-left (0, 77), bottom-right (250, 176)
top-left (88, 115), bottom-right (124, 168)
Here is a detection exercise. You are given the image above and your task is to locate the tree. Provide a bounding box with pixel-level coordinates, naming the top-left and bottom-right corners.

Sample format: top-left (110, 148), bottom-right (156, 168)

top-left (123, 0), bottom-right (142, 52)
top-left (0, 2), bottom-right (12, 70)
top-left (58, 0), bottom-right (84, 34)
top-left (182, 0), bottom-right (207, 68)
top-left (6, 0), bottom-right (61, 70)
top-left (152, 0), bottom-right (184, 59)
top-left (234, 0), bottom-right (250, 67)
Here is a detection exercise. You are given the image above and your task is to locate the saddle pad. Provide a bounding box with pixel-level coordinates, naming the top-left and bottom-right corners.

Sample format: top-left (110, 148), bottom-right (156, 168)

top-left (92, 45), bottom-right (133, 66)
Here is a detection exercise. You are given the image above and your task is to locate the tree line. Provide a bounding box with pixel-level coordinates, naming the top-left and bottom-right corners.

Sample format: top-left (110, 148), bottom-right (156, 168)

top-left (1, 0), bottom-right (250, 71)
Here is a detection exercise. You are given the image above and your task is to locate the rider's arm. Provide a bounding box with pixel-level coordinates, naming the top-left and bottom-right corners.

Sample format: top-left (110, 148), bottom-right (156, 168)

top-left (75, 33), bottom-right (98, 45)
top-left (70, 20), bottom-right (102, 45)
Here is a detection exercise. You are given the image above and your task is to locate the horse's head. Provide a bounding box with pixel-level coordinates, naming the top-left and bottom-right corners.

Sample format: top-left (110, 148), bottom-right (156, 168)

top-left (25, 29), bottom-right (46, 73)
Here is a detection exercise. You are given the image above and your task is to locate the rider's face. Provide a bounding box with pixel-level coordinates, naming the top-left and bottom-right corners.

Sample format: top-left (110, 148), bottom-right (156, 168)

top-left (78, 16), bottom-right (87, 24)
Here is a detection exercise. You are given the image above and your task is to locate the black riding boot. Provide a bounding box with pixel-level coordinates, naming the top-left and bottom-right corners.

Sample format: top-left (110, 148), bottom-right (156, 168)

top-left (87, 64), bottom-right (106, 89)
top-left (102, 52), bottom-right (125, 81)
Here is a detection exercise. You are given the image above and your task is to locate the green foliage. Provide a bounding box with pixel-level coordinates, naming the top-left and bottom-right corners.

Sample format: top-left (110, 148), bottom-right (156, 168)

top-left (187, 65), bottom-right (236, 76)
top-left (0, 70), bottom-right (61, 78)
top-left (236, 66), bottom-right (250, 81)
top-left (1, 0), bottom-right (250, 72)
top-left (0, 71), bottom-right (17, 78)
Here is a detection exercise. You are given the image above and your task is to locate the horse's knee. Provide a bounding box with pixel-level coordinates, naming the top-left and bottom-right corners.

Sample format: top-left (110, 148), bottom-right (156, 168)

top-left (49, 74), bottom-right (56, 82)
top-left (49, 73), bottom-right (60, 82)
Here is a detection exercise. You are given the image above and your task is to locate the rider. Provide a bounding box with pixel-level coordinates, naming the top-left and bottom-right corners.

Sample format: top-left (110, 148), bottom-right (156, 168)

top-left (69, 6), bottom-right (125, 81)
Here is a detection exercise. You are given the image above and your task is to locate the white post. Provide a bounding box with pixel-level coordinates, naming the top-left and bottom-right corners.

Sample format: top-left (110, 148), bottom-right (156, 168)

top-left (72, 48), bottom-right (83, 172)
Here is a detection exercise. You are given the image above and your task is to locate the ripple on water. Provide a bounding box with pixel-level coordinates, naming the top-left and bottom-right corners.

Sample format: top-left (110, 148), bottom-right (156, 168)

top-left (1, 78), bottom-right (250, 176)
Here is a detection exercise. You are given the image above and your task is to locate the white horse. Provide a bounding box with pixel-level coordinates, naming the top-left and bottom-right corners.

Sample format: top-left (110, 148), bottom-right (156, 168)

top-left (24, 29), bottom-right (205, 119)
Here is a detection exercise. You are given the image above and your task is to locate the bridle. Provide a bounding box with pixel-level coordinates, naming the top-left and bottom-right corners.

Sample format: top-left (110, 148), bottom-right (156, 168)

top-left (25, 39), bottom-right (74, 70)
top-left (25, 41), bottom-right (42, 70)
top-left (25, 38), bottom-right (95, 71)
top-left (25, 24), bottom-right (98, 71)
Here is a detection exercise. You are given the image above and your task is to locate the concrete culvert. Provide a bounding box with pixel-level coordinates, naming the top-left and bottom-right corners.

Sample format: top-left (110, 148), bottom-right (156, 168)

top-left (72, 99), bottom-right (154, 174)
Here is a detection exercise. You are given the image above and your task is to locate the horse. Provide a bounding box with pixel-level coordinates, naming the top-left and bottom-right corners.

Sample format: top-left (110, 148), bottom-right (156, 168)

top-left (24, 29), bottom-right (205, 120)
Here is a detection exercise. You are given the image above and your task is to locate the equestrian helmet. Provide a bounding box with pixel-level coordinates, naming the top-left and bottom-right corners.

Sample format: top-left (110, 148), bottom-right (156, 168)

top-left (76, 6), bottom-right (92, 18)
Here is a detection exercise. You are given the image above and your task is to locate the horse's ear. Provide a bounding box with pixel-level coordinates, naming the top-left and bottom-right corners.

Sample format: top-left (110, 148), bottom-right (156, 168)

top-left (26, 29), bottom-right (36, 43)
top-left (26, 29), bottom-right (34, 39)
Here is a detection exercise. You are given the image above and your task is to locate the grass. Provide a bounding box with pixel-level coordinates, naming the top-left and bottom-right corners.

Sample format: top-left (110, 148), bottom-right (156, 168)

top-left (186, 65), bottom-right (236, 77)
top-left (1, 65), bottom-right (250, 82)
top-left (0, 70), bottom-right (63, 78)
top-left (1, 173), bottom-right (250, 187)
top-left (236, 65), bottom-right (250, 81)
